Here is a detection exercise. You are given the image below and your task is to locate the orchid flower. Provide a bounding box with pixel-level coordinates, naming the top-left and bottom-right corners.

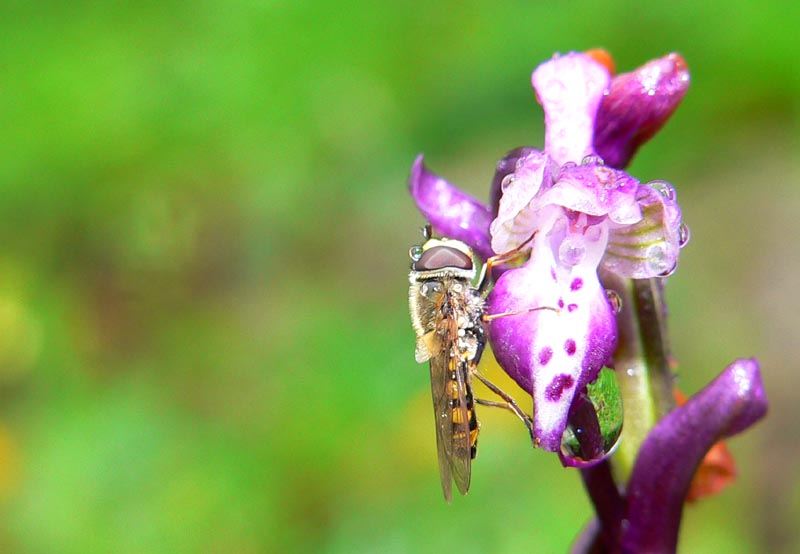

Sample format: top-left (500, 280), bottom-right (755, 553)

top-left (412, 52), bottom-right (687, 452)
top-left (408, 50), bottom-right (767, 552)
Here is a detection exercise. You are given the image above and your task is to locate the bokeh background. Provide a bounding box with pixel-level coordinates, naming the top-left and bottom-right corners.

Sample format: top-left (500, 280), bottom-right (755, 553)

top-left (0, 1), bottom-right (798, 552)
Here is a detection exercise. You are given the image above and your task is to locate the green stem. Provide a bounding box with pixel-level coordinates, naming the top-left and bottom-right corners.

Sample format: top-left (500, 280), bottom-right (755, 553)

top-left (600, 272), bottom-right (676, 482)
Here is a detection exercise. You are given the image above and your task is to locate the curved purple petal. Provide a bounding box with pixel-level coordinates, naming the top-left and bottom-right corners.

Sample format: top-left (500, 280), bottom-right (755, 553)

top-left (603, 180), bottom-right (684, 279)
top-left (489, 149), bottom-right (555, 254)
top-left (487, 226), bottom-right (617, 451)
top-left (490, 147), bottom-right (540, 215)
top-left (540, 162), bottom-right (642, 224)
top-left (594, 53), bottom-right (690, 169)
top-left (622, 358), bottom-right (767, 554)
top-left (532, 53), bottom-right (610, 166)
top-left (409, 155), bottom-right (494, 260)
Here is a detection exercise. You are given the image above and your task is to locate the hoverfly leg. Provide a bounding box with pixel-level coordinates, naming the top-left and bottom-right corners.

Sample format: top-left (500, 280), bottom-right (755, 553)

top-left (475, 398), bottom-right (533, 426)
top-left (482, 305), bottom-right (559, 322)
top-left (472, 371), bottom-right (536, 443)
top-left (477, 230), bottom-right (538, 295)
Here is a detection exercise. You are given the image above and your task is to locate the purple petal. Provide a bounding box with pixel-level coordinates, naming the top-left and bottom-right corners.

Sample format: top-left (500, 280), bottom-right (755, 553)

top-left (532, 53), bottom-right (610, 166)
top-left (622, 358), bottom-right (767, 554)
top-left (603, 180), bottom-right (684, 278)
top-left (487, 229), bottom-right (617, 451)
top-left (490, 147), bottom-right (540, 215)
top-left (594, 53), bottom-right (690, 169)
top-left (489, 149), bottom-right (555, 254)
top-left (539, 162), bottom-right (642, 224)
top-left (409, 155), bottom-right (494, 260)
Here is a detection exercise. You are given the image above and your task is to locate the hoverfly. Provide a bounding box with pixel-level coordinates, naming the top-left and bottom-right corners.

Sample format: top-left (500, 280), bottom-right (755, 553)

top-left (408, 225), bottom-right (546, 502)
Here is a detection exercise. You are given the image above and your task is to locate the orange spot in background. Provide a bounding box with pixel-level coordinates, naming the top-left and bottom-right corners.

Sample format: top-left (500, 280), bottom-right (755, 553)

top-left (584, 48), bottom-right (616, 75)
top-left (674, 389), bottom-right (737, 503)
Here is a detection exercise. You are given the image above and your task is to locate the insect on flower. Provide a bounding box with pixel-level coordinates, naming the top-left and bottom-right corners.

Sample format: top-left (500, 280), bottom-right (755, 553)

top-left (408, 225), bottom-right (552, 501)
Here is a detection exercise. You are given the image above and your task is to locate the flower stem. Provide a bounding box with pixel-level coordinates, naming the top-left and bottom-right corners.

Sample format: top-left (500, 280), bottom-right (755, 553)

top-left (600, 272), bottom-right (676, 482)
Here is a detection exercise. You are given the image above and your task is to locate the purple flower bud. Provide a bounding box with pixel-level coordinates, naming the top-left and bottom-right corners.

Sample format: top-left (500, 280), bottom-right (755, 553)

top-left (594, 54), bottom-right (690, 169)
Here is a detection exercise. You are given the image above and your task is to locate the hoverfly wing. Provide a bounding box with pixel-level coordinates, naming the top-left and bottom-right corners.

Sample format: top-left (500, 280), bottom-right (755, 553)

top-left (429, 318), bottom-right (473, 502)
top-left (448, 355), bottom-right (474, 497)
top-left (429, 348), bottom-right (455, 502)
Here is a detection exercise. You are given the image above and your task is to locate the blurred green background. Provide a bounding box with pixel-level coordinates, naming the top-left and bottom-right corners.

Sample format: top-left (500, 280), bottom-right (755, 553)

top-left (0, 1), bottom-right (797, 552)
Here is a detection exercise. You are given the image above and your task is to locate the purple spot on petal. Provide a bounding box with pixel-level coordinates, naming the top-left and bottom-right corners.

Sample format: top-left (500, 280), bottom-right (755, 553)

top-left (568, 303), bottom-right (578, 312)
top-left (550, 267), bottom-right (557, 281)
top-left (558, 298), bottom-right (565, 308)
top-left (571, 278), bottom-right (583, 291)
top-left (565, 339), bottom-right (576, 355)
top-left (545, 374), bottom-right (575, 402)
top-left (539, 347), bottom-right (553, 366)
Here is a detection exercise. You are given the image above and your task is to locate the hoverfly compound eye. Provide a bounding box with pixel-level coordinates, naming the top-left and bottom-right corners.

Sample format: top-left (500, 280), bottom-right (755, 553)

top-left (414, 246), bottom-right (473, 271)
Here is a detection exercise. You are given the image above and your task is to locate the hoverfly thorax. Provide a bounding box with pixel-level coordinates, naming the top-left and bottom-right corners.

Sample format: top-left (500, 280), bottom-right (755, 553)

top-left (408, 238), bottom-right (485, 364)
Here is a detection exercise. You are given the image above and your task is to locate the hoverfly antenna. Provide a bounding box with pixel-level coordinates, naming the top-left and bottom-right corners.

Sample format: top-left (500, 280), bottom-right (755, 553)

top-left (422, 223), bottom-right (433, 240)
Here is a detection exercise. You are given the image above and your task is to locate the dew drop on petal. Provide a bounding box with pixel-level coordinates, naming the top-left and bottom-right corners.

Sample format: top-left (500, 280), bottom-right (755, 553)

top-left (501, 173), bottom-right (515, 192)
top-left (409, 245), bottom-right (423, 261)
top-left (560, 368), bottom-right (623, 467)
top-left (581, 155), bottom-right (605, 166)
top-left (645, 244), bottom-right (670, 274)
top-left (679, 222), bottom-right (691, 247)
top-left (658, 262), bottom-right (678, 278)
top-left (647, 180), bottom-right (676, 201)
top-left (558, 237), bottom-right (586, 266)
top-left (605, 289), bottom-right (623, 314)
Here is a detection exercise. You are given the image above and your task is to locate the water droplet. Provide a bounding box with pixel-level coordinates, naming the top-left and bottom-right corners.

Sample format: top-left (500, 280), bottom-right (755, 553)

top-left (645, 244), bottom-right (670, 274)
top-left (581, 155), bottom-right (605, 166)
top-left (658, 262), bottom-right (678, 278)
top-left (647, 180), bottom-right (676, 201)
top-left (501, 173), bottom-right (515, 192)
top-left (605, 290), bottom-right (623, 314)
top-left (420, 282), bottom-right (443, 299)
top-left (558, 237), bottom-right (585, 266)
top-left (560, 368), bottom-right (623, 467)
top-left (678, 223), bottom-right (691, 247)
top-left (409, 245), bottom-right (423, 261)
